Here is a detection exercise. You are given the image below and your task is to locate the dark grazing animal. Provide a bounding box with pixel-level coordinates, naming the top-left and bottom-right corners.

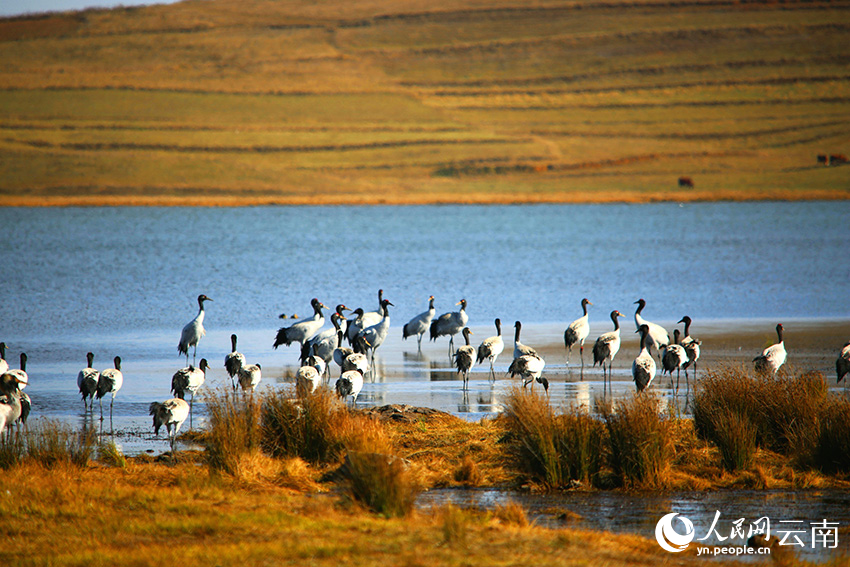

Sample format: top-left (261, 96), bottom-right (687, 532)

top-left (678, 176), bottom-right (694, 188)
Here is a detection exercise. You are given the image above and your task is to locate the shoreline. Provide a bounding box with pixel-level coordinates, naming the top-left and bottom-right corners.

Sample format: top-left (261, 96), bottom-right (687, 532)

top-left (2, 191), bottom-right (849, 208)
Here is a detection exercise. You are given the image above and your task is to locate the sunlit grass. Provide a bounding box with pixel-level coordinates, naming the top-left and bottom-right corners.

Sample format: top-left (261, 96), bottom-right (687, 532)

top-left (1, 0), bottom-right (849, 205)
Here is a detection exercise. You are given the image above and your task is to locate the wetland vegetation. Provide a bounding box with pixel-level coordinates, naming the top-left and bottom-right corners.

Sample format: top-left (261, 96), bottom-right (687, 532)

top-left (3, 367), bottom-right (850, 565)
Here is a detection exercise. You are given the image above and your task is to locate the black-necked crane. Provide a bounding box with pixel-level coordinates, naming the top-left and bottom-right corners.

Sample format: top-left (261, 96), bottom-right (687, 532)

top-left (564, 298), bottom-right (592, 367)
top-left (0, 374), bottom-right (25, 439)
top-left (296, 364), bottom-right (321, 397)
top-left (593, 310), bottom-right (624, 394)
top-left (837, 342), bottom-right (850, 390)
top-left (430, 299), bottom-right (469, 358)
top-left (355, 299), bottom-right (393, 369)
top-left (224, 334), bottom-right (246, 391)
top-left (512, 320), bottom-right (538, 359)
top-left (302, 306), bottom-right (348, 376)
top-left (274, 298), bottom-right (328, 349)
top-left (2, 352), bottom-right (29, 392)
top-left (335, 369), bottom-right (364, 407)
top-left (477, 318), bottom-right (505, 381)
top-left (403, 295), bottom-right (435, 350)
top-left (348, 290), bottom-right (384, 343)
top-left (149, 398), bottom-right (190, 453)
top-left (453, 327), bottom-right (475, 389)
top-left (171, 358), bottom-right (208, 427)
top-left (753, 323), bottom-right (786, 376)
top-left (633, 299), bottom-right (669, 358)
top-left (508, 353), bottom-right (548, 392)
top-left (96, 356), bottom-right (123, 422)
top-left (333, 330), bottom-right (354, 376)
top-left (633, 325), bottom-right (657, 393)
top-left (303, 345), bottom-right (327, 378)
top-left (178, 294), bottom-right (212, 367)
top-left (342, 352), bottom-right (370, 377)
top-left (77, 351), bottom-right (100, 411)
top-left (0, 342), bottom-right (7, 375)
top-left (678, 316), bottom-right (701, 382)
top-left (661, 329), bottom-right (689, 395)
top-left (238, 362), bottom-right (262, 393)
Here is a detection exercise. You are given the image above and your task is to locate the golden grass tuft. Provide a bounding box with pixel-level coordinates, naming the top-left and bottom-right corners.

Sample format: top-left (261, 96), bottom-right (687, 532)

top-left (205, 388), bottom-right (262, 476)
top-left (492, 500), bottom-right (530, 528)
top-left (341, 451), bottom-right (420, 518)
top-left (438, 503), bottom-right (471, 547)
top-left (692, 366), bottom-right (849, 472)
top-left (601, 394), bottom-right (672, 488)
top-left (2, 419), bottom-right (99, 469)
top-left (503, 387), bottom-right (605, 488)
top-left (261, 387), bottom-right (390, 465)
top-left (453, 454), bottom-right (482, 486)
top-left (98, 439), bottom-right (127, 469)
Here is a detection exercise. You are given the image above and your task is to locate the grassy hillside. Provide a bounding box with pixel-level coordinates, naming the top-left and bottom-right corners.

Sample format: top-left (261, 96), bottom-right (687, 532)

top-left (1, 0), bottom-right (849, 205)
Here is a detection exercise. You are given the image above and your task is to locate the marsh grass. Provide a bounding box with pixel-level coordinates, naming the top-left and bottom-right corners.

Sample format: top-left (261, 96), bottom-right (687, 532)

top-left (812, 396), bottom-right (850, 474)
top-left (342, 451), bottom-right (419, 518)
top-left (602, 394), bottom-right (672, 488)
top-left (205, 389), bottom-right (262, 475)
top-left (260, 387), bottom-right (389, 465)
top-left (439, 503), bottom-right (471, 547)
top-left (693, 366), bottom-right (835, 470)
top-left (492, 500), bottom-right (530, 528)
top-left (710, 408), bottom-right (757, 472)
top-left (503, 387), bottom-right (605, 488)
top-left (23, 419), bottom-right (97, 468)
top-left (98, 439), bottom-right (127, 468)
top-left (503, 388), bottom-right (562, 486)
top-left (453, 454), bottom-right (482, 486)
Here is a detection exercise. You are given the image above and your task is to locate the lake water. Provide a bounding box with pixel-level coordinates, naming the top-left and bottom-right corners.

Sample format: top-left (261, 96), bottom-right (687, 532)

top-left (1, 202), bottom-right (849, 452)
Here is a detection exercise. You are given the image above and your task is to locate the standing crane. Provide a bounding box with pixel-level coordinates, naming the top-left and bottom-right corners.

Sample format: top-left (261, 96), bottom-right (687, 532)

top-left (178, 294), bottom-right (212, 366)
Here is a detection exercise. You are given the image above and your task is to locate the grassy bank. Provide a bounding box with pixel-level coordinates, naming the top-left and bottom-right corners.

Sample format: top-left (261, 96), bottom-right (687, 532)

top-left (1, 0), bottom-right (849, 205)
top-left (3, 367), bottom-right (850, 565)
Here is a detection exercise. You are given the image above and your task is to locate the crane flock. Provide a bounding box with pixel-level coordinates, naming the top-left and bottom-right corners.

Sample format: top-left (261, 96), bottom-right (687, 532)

top-left (1, 291), bottom-right (848, 450)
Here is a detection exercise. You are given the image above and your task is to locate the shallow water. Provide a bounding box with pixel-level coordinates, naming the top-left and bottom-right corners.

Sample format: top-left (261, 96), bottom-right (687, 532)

top-left (1, 202), bottom-right (849, 454)
top-left (418, 488), bottom-right (850, 561)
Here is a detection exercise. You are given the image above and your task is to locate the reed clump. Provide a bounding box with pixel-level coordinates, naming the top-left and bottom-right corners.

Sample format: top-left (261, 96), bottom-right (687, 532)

top-left (811, 396), bottom-right (850, 474)
top-left (11, 419), bottom-right (98, 468)
top-left (261, 386), bottom-right (389, 465)
top-left (342, 451), bottom-right (419, 518)
top-left (205, 389), bottom-right (262, 475)
top-left (492, 500), bottom-right (530, 528)
top-left (602, 394), bottom-right (672, 488)
top-left (502, 387), bottom-right (604, 488)
top-left (98, 439), bottom-right (127, 469)
top-left (439, 503), bottom-right (471, 547)
top-left (692, 366), bottom-right (836, 471)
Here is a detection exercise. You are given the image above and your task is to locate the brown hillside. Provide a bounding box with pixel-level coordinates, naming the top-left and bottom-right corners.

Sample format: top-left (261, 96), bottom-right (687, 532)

top-left (1, 0), bottom-right (849, 205)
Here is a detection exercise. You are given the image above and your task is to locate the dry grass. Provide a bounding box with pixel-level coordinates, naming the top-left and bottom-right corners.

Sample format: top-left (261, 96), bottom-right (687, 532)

top-left (205, 388), bottom-right (262, 475)
top-left (0, 459), bottom-right (711, 567)
top-left (602, 394), bottom-right (672, 488)
top-left (503, 387), bottom-right (605, 488)
top-left (692, 366), bottom-right (837, 472)
top-left (341, 451), bottom-right (420, 518)
top-left (0, 419), bottom-right (98, 469)
top-left (261, 386), bottom-right (391, 465)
